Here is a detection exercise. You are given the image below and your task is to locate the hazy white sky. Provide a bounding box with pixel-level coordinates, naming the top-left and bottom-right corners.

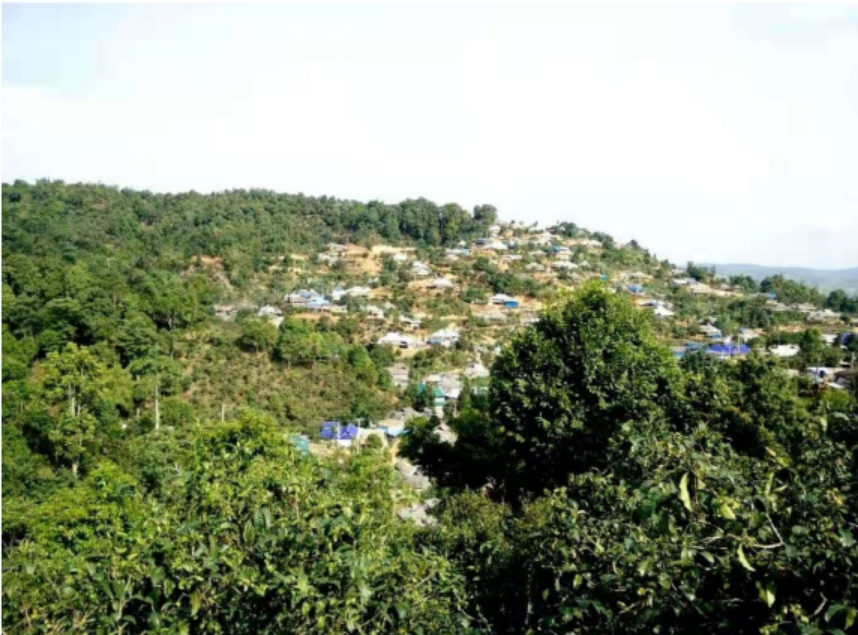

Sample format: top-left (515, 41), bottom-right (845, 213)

top-left (4, 3), bottom-right (858, 267)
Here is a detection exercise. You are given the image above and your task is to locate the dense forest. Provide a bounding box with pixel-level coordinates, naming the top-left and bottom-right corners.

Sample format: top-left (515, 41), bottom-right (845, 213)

top-left (3, 181), bottom-right (857, 634)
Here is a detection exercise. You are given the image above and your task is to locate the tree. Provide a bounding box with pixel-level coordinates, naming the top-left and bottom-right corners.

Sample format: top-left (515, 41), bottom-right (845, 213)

top-left (488, 282), bottom-right (681, 500)
top-left (39, 343), bottom-right (107, 477)
top-left (236, 317), bottom-right (277, 354)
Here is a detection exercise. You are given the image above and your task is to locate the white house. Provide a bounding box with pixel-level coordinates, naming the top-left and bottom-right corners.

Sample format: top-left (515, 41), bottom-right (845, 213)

top-left (770, 344), bottom-right (800, 358)
top-left (346, 286), bottom-right (372, 298)
top-left (399, 315), bottom-right (422, 331)
top-left (653, 306), bottom-right (675, 318)
top-left (412, 261), bottom-right (431, 277)
top-left (392, 252), bottom-right (409, 263)
top-left (490, 293), bottom-right (516, 305)
top-left (377, 332), bottom-right (417, 349)
top-left (430, 277), bottom-right (456, 290)
top-left (257, 305), bottom-right (282, 318)
top-left (427, 328), bottom-right (460, 348)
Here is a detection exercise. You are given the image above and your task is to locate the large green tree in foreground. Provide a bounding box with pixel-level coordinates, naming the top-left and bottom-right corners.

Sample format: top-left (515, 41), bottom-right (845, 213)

top-left (489, 282), bottom-right (681, 500)
top-left (408, 283), bottom-right (858, 634)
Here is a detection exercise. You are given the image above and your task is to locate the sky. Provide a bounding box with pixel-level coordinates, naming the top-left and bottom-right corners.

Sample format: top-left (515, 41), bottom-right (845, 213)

top-left (4, 3), bottom-right (858, 268)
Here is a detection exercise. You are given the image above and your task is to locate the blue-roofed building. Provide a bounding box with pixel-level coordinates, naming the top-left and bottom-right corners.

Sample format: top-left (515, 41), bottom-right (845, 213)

top-left (306, 296), bottom-right (333, 312)
top-left (503, 300), bottom-right (520, 309)
top-left (319, 421), bottom-right (359, 446)
top-left (627, 284), bottom-right (644, 294)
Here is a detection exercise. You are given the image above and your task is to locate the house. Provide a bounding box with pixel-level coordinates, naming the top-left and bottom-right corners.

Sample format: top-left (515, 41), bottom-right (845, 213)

top-left (525, 263), bottom-right (546, 272)
top-left (284, 289), bottom-right (320, 305)
top-left (503, 299), bottom-right (520, 309)
top-left (834, 368), bottom-right (857, 391)
top-left (418, 382), bottom-right (449, 407)
top-left (319, 421), bottom-right (359, 448)
top-left (398, 315), bottom-right (422, 331)
top-left (330, 286), bottom-right (347, 302)
top-left (318, 253), bottom-right (340, 265)
top-left (809, 309), bottom-right (840, 323)
top-left (707, 343), bottom-right (750, 359)
top-left (329, 305), bottom-right (348, 315)
top-left (392, 252), bottom-right (409, 263)
top-left (698, 324), bottom-right (723, 339)
top-left (551, 245), bottom-right (571, 256)
top-left (488, 240), bottom-right (508, 251)
top-left (377, 332), bottom-right (417, 349)
top-left (412, 261), bottom-right (432, 277)
top-left (430, 277), bottom-right (456, 290)
top-left (464, 361), bottom-right (490, 379)
top-left (739, 328), bottom-right (763, 342)
top-left (490, 293), bottom-right (514, 305)
top-left (770, 344), bottom-right (800, 358)
top-left (427, 328), bottom-right (460, 347)
top-left (257, 305), bottom-right (282, 318)
top-left (346, 286), bottom-right (371, 298)
top-left (807, 367), bottom-right (838, 384)
top-left (652, 306), bottom-right (675, 318)
top-left (305, 297), bottom-right (333, 312)
top-left (488, 224), bottom-right (502, 236)
top-left (387, 363), bottom-right (410, 388)
top-left (627, 284), bottom-right (644, 294)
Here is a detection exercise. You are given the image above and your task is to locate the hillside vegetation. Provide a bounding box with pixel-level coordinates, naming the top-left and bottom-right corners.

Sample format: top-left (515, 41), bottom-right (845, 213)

top-left (3, 180), bottom-right (858, 634)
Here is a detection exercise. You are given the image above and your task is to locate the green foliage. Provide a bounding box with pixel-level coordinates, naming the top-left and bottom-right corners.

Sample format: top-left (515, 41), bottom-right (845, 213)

top-left (488, 282), bottom-right (681, 499)
top-left (3, 413), bottom-right (478, 634)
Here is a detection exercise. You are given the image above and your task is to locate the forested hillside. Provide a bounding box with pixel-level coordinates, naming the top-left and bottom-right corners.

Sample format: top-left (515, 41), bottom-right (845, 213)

top-left (3, 180), bottom-right (857, 634)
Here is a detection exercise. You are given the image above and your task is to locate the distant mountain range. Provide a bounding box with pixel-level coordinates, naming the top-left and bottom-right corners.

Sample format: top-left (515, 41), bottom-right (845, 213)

top-left (712, 264), bottom-right (858, 294)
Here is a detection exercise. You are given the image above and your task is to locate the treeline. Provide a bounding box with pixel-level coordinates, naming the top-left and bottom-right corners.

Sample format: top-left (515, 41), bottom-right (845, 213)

top-left (3, 180), bottom-right (498, 282)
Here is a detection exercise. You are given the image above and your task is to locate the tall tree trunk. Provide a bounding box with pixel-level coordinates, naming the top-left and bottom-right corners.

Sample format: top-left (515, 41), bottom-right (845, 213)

top-left (155, 382), bottom-right (161, 431)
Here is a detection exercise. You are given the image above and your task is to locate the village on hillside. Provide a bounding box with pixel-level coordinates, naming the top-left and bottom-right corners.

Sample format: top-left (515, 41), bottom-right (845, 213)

top-left (208, 219), bottom-right (858, 491)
